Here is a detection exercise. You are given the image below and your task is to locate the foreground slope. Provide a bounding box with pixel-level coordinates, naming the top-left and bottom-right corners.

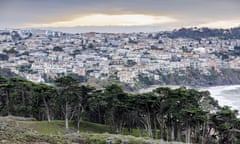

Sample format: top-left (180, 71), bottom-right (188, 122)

top-left (0, 116), bottom-right (183, 144)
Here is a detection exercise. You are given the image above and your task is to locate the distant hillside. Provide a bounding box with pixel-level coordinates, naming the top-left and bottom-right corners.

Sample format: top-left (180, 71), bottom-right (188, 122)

top-left (164, 27), bottom-right (240, 39)
top-left (136, 68), bottom-right (240, 89)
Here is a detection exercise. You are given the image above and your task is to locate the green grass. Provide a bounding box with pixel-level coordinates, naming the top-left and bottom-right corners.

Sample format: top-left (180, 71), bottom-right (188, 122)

top-left (77, 121), bottom-right (148, 137)
top-left (15, 120), bottom-right (184, 144)
top-left (18, 120), bottom-right (67, 135)
top-left (18, 120), bottom-right (114, 135)
top-left (18, 120), bottom-right (148, 137)
top-left (77, 120), bottom-right (111, 133)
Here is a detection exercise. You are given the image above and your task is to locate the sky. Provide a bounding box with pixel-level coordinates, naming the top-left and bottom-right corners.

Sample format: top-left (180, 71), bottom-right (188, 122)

top-left (1, 0), bottom-right (240, 32)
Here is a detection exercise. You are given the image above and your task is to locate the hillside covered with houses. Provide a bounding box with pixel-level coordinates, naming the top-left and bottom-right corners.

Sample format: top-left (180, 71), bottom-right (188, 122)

top-left (0, 27), bottom-right (240, 87)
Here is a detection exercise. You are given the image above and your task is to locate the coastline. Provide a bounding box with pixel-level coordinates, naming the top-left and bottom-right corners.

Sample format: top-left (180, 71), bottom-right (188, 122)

top-left (138, 84), bottom-right (240, 114)
top-left (201, 85), bottom-right (240, 113)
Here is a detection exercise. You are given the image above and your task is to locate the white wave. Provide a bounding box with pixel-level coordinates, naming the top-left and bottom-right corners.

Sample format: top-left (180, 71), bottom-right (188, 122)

top-left (202, 85), bottom-right (240, 113)
top-left (139, 85), bottom-right (240, 115)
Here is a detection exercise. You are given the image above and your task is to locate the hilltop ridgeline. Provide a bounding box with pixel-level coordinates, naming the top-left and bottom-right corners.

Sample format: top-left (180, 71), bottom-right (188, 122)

top-left (165, 27), bottom-right (240, 39)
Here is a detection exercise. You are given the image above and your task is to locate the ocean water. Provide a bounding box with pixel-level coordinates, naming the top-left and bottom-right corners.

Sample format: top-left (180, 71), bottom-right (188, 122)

top-left (139, 85), bottom-right (240, 114)
top-left (202, 85), bottom-right (240, 112)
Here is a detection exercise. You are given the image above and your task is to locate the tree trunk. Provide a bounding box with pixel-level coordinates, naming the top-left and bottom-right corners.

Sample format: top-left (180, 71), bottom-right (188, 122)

top-left (166, 127), bottom-right (169, 142)
top-left (65, 102), bottom-right (69, 130)
top-left (156, 114), bottom-right (164, 139)
top-left (177, 126), bottom-right (181, 141)
top-left (153, 118), bottom-right (157, 138)
top-left (160, 120), bottom-right (164, 139)
top-left (185, 124), bottom-right (191, 144)
top-left (98, 103), bottom-right (101, 123)
top-left (6, 89), bottom-right (10, 115)
top-left (43, 96), bottom-right (51, 123)
top-left (171, 124), bottom-right (175, 141)
top-left (21, 90), bottom-right (25, 111)
top-left (77, 105), bottom-right (84, 133)
top-left (143, 112), bottom-right (153, 137)
top-left (77, 118), bottom-right (80, 133)
top-left (202, 121), bottom-right (208, 144)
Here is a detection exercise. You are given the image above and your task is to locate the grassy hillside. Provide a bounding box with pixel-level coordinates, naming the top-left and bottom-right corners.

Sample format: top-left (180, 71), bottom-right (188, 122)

top-left (18, 120), bottom-right (148, 137)
top-left (1, 117), bottom-right (182, 144)
top-left (18, 120), bottom-right (111, 135)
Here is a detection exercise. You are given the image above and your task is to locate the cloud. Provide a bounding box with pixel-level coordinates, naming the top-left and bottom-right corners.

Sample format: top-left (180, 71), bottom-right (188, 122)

top-left (25, 14), bottom-right (177, 27)
top-left (0, 0), bottom-right (239, 29)
top-left (199, 20), bottom-right (240, 29)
